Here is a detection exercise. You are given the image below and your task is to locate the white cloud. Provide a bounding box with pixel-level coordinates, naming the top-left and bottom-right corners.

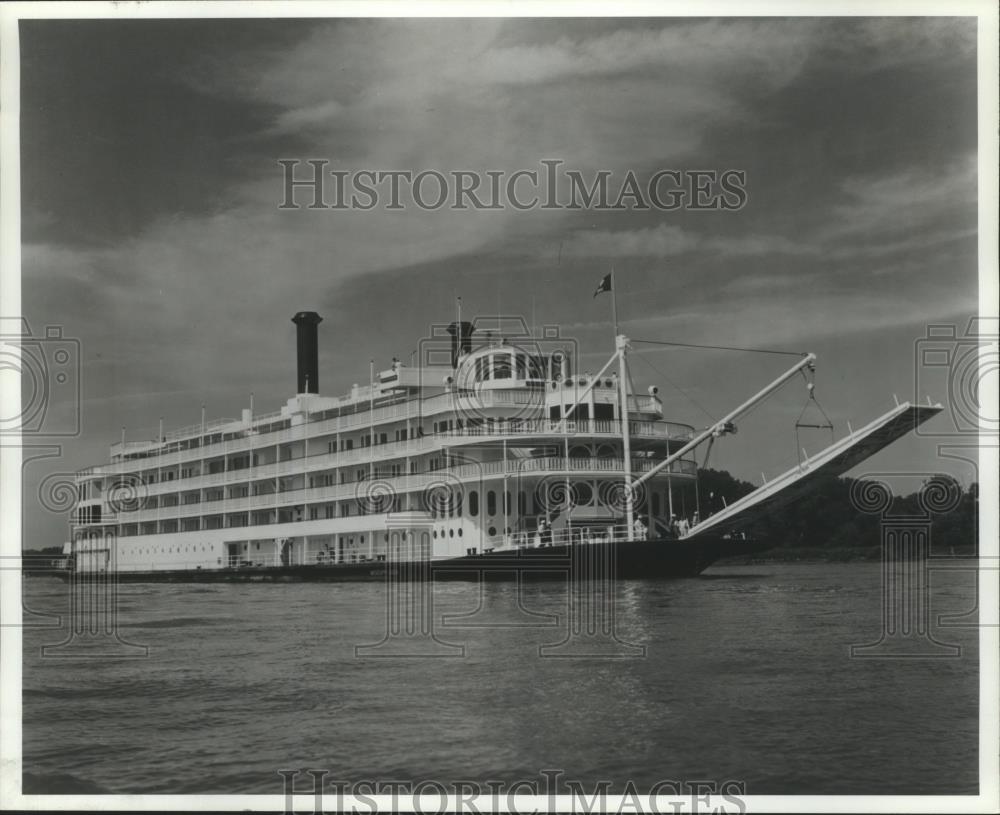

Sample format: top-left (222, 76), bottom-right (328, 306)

top-left (564, 224), bottom-right (818, 259)
top-left (824, 153), bottom-right (977, 243)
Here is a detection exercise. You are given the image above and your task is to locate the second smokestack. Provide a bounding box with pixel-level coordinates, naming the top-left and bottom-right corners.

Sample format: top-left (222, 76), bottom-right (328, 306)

top-left (447, 321), bottom-right (473, 368)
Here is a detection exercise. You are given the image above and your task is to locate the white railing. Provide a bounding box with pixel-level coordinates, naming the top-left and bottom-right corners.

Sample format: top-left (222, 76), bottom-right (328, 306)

top-left (494, 523), bottom-right (635, 550)
top-left (99, 456), bottom-right (698, 526)
top-left (105, 390), bottom-right (689, 470)
top-left (87, 417), bottom-right (695, 485)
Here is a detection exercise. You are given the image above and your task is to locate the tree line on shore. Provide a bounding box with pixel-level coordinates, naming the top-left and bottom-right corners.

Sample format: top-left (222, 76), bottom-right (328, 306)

top-left (25, 470), bottom-right (978, 557)
top-left (693, 468), bottom-right (979, 553)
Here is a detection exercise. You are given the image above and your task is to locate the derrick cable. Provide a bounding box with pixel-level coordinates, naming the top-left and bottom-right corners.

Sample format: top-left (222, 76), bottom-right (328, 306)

top-left (629, 349), bottom-right (717, 424)
top-left (630, 338), bottom-right (808, 358)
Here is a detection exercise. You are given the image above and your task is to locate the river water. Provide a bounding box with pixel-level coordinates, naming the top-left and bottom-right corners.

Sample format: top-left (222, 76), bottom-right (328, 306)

top-left (20, 562), bottom-right (979, 796)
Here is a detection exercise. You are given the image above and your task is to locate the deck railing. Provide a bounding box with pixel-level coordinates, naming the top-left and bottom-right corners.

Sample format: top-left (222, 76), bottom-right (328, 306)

top-left (104, 390), bottom-right (682, 467)
top-left (85, 456), bottom-right (698, 526)
top-left (87, 417), bottom-right (694, 483)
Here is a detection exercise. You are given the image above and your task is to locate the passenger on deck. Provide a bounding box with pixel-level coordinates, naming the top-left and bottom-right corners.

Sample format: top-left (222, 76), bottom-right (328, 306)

top-left (633, 516), bottom-right (647, 539)
top-left (539, 519), bottom-right (553, 547)
top-left (669, 515), bottom-right (679, 538)
top-left (677, 517), bottom-right (690, 537)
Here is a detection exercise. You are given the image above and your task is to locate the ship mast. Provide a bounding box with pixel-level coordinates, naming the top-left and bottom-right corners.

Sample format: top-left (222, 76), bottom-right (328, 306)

top-left (616, 334), bottom-right (634, 537)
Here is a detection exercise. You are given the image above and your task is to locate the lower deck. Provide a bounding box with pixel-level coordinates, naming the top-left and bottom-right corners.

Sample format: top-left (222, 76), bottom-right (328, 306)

top-left (56, 534), bottom-right (765, 582)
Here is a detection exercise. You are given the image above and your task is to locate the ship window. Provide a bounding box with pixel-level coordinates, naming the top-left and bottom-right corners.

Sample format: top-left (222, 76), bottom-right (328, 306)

top-left (449, 529), bottom-right (454, 538)
top-left (458, 528), bottom-right (463, 537)
top-left (469, 491), bottom-right (479, 517)
top-left (487, 491), bottom-right (496, 516)
top-left (433, 530), bottom-right (438, 539)
top-left (488, 526), bottom-right (496, 536)
top-left (493, 354), bottom-right (511, 380)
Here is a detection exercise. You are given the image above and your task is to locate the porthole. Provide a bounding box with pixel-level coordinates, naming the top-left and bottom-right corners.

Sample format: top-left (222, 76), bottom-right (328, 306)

top-left (488, 526), bottom-right (497, 536)
top-left (433, 530), bottom-right (438, 539)
top-left (449, 529), bottom-right (454, 538)
top-left (458, 529), bottom-right (463, 537)
top-left (573, 482), bottom-right (593, 506)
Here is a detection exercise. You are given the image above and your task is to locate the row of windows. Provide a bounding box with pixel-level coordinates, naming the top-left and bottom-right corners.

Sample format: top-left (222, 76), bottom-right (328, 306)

top-left (125, 426), bottom-right (428, 483)
top-left (432, 528), bottom-right (464, 539)
top-left (101, 480), bottom-right (683, 532)
top-left (105, 411), bottom-right (644, 488)
top-left (101, 474), bottom-right (686, 536)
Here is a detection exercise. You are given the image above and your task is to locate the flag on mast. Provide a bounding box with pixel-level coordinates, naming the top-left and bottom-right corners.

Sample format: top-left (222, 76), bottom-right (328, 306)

top-left (593, 272), bottom-right (612, 298)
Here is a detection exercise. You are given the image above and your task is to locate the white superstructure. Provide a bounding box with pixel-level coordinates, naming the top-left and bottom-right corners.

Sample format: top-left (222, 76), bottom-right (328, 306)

top-left (69, 314), bottom-right (698, 573)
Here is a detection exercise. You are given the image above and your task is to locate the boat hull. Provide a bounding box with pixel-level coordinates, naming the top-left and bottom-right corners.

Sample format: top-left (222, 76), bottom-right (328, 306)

top-left (41, 536), bottom-right (766, 583)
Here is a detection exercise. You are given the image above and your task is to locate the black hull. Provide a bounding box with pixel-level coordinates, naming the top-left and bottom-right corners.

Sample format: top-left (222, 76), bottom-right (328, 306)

top-left (41, 536), bottom-right (768, 583)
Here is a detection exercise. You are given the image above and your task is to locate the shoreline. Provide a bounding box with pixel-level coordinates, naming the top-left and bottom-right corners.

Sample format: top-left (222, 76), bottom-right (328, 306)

top-left (718, 545), bottom-right (978, 565)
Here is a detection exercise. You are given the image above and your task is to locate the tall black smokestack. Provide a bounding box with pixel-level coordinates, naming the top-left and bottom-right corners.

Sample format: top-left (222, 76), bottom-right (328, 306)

top-left (447, 321), bottom-right (473, 368)
top-left (292, 311), bottom-right (323, 394)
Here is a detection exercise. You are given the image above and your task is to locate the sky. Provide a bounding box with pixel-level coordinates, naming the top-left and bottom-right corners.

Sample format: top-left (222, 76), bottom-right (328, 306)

top-left (16, 15), bottom-right (983, 548)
